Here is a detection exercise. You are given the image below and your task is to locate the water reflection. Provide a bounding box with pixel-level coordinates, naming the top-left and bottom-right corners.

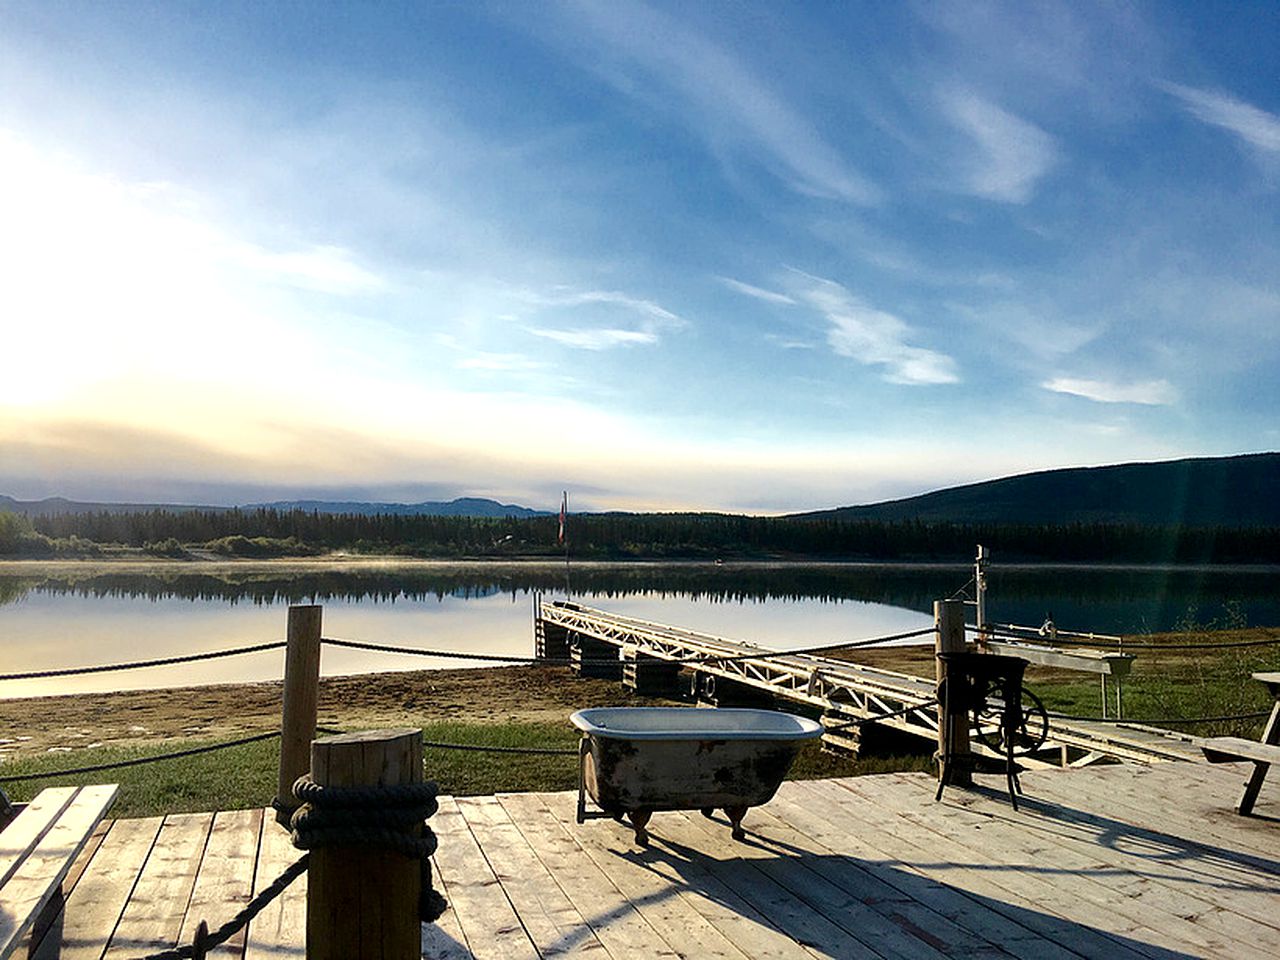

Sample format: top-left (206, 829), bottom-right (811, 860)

top-left (1, 560), bottom-right (1276, 699)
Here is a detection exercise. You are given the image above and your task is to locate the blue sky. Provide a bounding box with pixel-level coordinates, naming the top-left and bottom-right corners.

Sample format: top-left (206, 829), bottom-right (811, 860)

top-left (1, 1), bottom-right (1277, 512)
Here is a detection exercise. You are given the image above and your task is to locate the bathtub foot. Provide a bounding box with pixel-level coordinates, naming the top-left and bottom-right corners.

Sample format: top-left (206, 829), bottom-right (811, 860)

top-left (700, 807), bottom-right (715, 819)
top-left (629, 810), bottom-right (652, 845)
top-left (725, 805), bottom-right (749, 841)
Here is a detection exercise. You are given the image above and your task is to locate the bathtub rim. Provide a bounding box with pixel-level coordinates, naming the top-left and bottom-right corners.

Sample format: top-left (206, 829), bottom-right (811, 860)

top-left (570, 706), bottom-right (823, 741)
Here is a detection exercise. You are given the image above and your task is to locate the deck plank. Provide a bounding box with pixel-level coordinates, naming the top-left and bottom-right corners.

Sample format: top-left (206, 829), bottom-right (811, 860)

top-left (847, 772), bottom-right (1238, 957)
top-left (432, 795), bottom-right (540, 960)
top-left (243, 815), bottom-right (306, 960)
top-left (179, 808), bottom-right (263, 960)
top-left (766, 782), bottom-right (1088, 960)
top-left (455, 795), bottom-right (607, 959)
top-left (534, 790), bottom-right (794, 960)
top-left (533, 792), bottom-right (815, 960)
top-left (29, 817), bottom-right (165, 960)
top-left (101, 812), bottom-right (215, 960)
top-left (497, 792), bottom-right (683, 959)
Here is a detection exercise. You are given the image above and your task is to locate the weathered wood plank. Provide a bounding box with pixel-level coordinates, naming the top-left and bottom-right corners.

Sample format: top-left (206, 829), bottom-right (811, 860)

top-left (455, 795), bottom-right (607, 958)
top-left (767, 782), bottom-right (1085, 960)
top-left (0, 784), bottom-right (118, 959)
top-left (179, 807), bottom-right (263, 959)
top-left (666, 801), bottom-right (970, 960)
top-left (532, 791), bottom-right (815, 960)
top-left (532, 790), bottom-right (781, 960)
top-left (243, 816), bottom-right (306, 960)
top-left (424, 847), bottom-right (476, 960)
top-left (847, 773), bottom-right (1240, 958)
top-left (18, 817), bottom-right (111, 957)
top-left (497, 792), bottom-right (682, 959)
top-left (102, 812), bottom-right (215, 960)
top-left (0, 787), bottom-right (77, 887)
top-left (724, 796), bottom-right (1018, 958)
top-left (617, 802), bottom-right (890, 960)
top-left (432, 796), bottom-right (539, 960)
top-left (29, 816), bottom-right (165, 960)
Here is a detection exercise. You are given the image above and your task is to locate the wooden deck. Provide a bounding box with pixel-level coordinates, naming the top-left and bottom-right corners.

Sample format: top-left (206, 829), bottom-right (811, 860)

top-left (21, 762), bottom-right (1280, 959)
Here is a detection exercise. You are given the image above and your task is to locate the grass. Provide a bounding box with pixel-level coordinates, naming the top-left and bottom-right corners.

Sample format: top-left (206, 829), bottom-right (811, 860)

top-left (0, 719), bottom-right (931, 819)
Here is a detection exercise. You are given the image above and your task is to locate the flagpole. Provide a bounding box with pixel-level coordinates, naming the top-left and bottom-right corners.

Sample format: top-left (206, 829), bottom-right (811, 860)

top-left (559, 490), bottom-right (570, 598)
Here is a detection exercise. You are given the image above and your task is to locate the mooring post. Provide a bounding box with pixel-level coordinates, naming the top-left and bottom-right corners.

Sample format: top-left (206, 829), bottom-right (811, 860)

top-left (277, 604), bottom-right (323, 824)
top-left (307, 729), bottom-right (423, 960)
top-left (935, 599), bottom-right (972, 787)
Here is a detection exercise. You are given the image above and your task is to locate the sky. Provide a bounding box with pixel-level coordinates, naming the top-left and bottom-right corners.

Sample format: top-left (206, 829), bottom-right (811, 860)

top-left (1, 1), bottom-right (1277, 513)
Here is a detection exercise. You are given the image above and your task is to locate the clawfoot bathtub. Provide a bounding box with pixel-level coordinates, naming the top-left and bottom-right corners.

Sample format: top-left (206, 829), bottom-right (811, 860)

top-left (571, 706), bottom-right (823, 844)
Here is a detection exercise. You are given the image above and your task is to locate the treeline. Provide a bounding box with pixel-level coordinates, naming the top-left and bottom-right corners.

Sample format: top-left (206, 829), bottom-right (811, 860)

top-left (7, 507), bottom-right (1280, 564)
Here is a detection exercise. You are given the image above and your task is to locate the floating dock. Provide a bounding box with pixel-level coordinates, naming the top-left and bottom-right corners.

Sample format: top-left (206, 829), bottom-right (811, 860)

top-left (535, 599), bottom-right (1204, 766)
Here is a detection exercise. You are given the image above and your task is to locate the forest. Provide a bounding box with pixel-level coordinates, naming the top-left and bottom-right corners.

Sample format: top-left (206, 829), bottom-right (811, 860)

top-left (2, 506), bottom-right (1277, 564)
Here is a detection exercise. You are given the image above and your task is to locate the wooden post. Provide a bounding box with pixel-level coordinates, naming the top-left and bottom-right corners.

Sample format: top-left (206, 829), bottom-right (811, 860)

top-left (307, 729), bottom-right (423, 960)
top-left (276, 604), bottom-right (323, 823)
top-left (935, 599), bottom-right (971, 787)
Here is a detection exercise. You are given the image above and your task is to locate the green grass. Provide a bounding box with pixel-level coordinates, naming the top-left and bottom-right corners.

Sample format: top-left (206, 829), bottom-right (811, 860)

top-left (0, 720), bottom-right (930, 819)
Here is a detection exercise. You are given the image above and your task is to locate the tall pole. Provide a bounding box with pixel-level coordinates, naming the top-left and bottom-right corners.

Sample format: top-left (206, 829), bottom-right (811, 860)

top-left (935, 599), bottom-right (971, 787)
top-left (560, 490), bottom-right (570, 598)
top-left (277, 604), bottom-right (322, 825)
top-left (975, 544), bottom-right (989, 651)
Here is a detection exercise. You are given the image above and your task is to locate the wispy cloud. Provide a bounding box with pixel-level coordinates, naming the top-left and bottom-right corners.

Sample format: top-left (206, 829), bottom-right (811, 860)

top-left (1043, 377), bottom-right (1177, 406)
top-left (719, 276), bottom-right (796, 306)
top-left (456, 352), bottom-right (544, 372)
top-left (522, 287), bottom-right (684, 350)
top-left (1164, 83), bottom-right (1280, 154)
top-left (940, 90), bottom-right (1058, 203)
top-left (792, 272), bottom-right (959, 385)
top-left (557, 0), bottom-right (878, 203)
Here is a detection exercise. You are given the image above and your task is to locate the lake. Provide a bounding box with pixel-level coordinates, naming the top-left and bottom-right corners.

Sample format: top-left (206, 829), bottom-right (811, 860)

top-left (2, 559), bottom-right (1277, 699)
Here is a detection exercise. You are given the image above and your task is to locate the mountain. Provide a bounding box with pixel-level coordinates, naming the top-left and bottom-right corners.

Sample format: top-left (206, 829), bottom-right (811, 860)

top-left (242, 497), bottom-right (550, 518)
top-left (788, 453), bottom-right (1280, 527)
top-left (0, 496), bottom-right (227, 516)
top-left (0, 494), bottom-right (548, 519)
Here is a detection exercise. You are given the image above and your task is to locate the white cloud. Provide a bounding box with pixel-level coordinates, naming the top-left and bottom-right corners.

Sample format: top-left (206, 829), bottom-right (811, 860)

top-left (520, 286), bottom-right (683, 350)
top-left (792, 272), bottom-right (959, 385)
top-left (718, 276), bottom-right (797, 305)
top-left (526, 327), bottom-right (658, 350)
top-left (940, 90), bottom-right (1058, 203)
top-left (1042, 377), bottom-right (1177, 406)
top-left (558, 0), bottom-right (878, 203)
top-left (1164, 83), bottom-right (1280, 154)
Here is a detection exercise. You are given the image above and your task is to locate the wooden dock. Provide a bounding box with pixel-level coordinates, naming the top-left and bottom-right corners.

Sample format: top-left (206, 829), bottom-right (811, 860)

top-left (535, 601), bottom-right (1205, 767)
top-left (21, 762), bottom-right (1280, 958)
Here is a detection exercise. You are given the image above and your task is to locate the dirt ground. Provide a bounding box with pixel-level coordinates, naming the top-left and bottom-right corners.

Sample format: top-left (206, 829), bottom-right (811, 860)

top-left (0, 646), bottom-right (948, 761)
top-left (0, 665), bottom-right (697, 760)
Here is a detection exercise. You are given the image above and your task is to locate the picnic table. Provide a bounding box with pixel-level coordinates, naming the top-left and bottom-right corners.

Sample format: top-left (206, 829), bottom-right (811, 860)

top-left (1199, 672), bottom-right (1280, 815)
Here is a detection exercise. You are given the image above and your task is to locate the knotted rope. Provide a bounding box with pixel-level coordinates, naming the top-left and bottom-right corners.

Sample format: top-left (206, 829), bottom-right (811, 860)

top-left (289, 774), bottom-right (448, 922)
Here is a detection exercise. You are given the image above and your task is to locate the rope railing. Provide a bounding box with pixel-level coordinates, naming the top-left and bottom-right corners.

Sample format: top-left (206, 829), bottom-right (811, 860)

top-left (0, 641), bottom-right (288, 681)
top-left (0, 731), bottom-right (281, 783)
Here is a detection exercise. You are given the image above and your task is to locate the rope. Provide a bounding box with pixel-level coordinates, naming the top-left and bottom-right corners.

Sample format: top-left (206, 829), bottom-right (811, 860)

top-left (290, 775), bottom-right (447, 922)
top-left (324, 626), bottom-right (936, 668)
top-left (139, 854), bottom-right (309, 960)
top-left (0, 731), bottom-right (280, 783)
top-left (0, 641), bottom-right (286, 681)
top-left (421, 738), bottom-right (578, 756)
top-left (1045, 709), bottom-right (1273, 725)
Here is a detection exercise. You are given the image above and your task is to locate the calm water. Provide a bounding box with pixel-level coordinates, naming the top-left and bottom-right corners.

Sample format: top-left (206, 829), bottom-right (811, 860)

top-left (1, 559), bottom-right (1277, 699)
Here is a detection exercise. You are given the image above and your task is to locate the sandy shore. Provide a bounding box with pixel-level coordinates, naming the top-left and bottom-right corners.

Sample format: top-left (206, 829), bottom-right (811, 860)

top-left (0, 664), bottom-right (687, 760)
top-left (0, 645), bottom-right (945, 761)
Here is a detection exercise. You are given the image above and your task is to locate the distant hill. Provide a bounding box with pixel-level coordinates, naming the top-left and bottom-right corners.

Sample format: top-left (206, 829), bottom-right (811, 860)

top-left (0, 496), bottom-right (227, 516)
top-left (243, 497), bottom-right (550, 518)
top-left (0, 494), bottom-right (548, 520)
top-left (788, 453), bottom-right (1280, 527)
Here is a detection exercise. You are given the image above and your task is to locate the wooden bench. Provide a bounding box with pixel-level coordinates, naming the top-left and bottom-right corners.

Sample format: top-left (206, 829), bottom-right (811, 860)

top-left (1198, 673), bottom-right (1280, 816)
top-left (0, 784), bottom-right (118, 958)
